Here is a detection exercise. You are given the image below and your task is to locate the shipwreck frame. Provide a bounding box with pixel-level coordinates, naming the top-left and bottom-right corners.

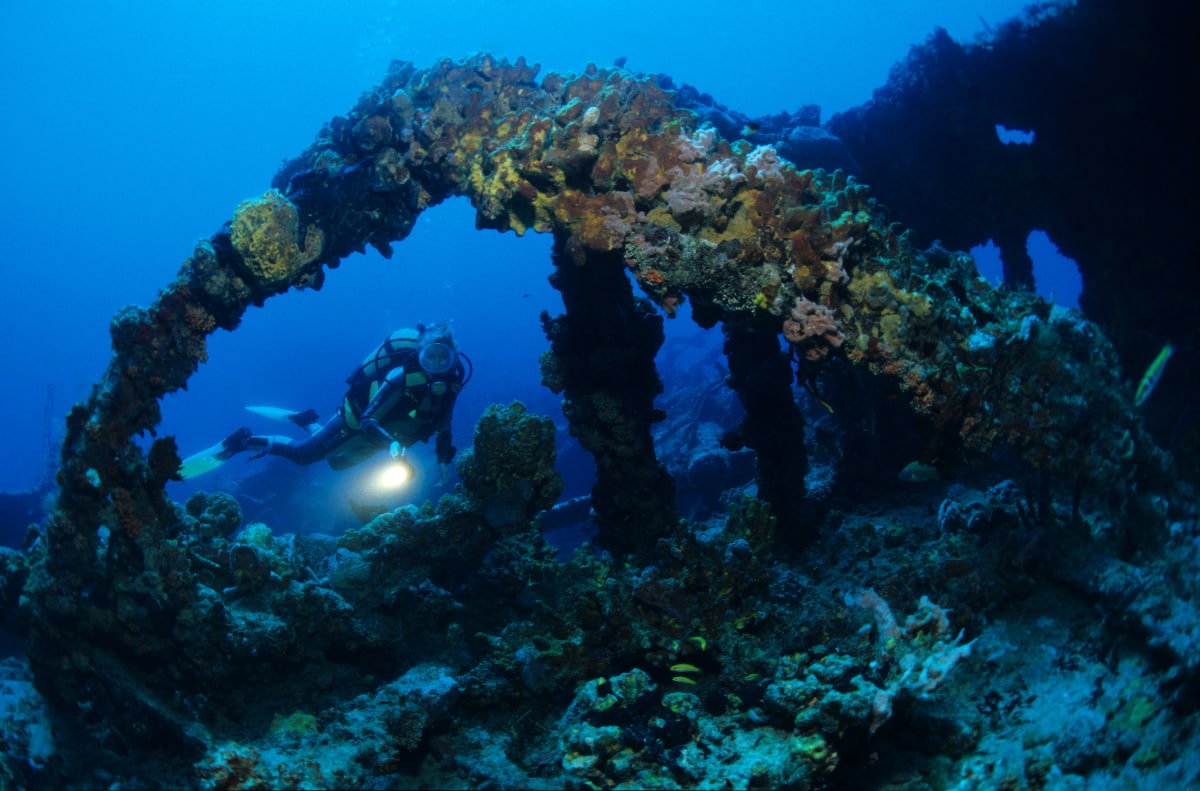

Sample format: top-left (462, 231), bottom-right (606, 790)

top-left (39, 53), bottom-right (1163, 653)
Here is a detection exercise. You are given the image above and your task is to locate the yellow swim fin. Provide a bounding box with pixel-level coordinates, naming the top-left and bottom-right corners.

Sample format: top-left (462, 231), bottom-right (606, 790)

top-left (178, 440), bottom-right (238, 480)
top-left (178, 427), bottom-right (252, 480)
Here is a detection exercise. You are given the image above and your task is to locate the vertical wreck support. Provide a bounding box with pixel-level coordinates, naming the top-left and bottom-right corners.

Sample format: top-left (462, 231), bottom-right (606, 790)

top-left (541, 240), bottom-right (677, 555)
top-left (721, 322), bottom-right (811, 535)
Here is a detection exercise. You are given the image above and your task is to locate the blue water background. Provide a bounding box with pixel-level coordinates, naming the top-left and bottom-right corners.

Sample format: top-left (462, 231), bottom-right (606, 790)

top-left (1, 0), bottom-right (1067, 500)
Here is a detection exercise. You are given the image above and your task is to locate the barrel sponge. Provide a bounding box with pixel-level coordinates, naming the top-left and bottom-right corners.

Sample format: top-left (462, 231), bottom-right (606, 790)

top-left (230, 189), bottom-right (324, 289)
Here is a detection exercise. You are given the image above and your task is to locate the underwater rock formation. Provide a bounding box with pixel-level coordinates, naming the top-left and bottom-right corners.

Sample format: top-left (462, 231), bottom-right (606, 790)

top-left (3, 52), bottom-right (1195, 788)
top-left (825, 0), bottom-right (1200, 478)
top-left (456, 400), bottom-right (563, 530)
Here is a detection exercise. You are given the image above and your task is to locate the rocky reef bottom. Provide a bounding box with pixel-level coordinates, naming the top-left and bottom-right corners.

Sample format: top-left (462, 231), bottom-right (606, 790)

top-left (2, 402), bottom-right (1198, 790)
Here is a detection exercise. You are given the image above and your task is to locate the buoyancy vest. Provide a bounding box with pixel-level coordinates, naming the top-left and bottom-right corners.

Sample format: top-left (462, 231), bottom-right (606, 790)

top-left (341, 329), bottom-right (463, 438)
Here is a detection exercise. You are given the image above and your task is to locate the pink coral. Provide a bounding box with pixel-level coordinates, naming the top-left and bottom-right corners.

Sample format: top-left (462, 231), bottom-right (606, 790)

top-left (675, 126), bottom-right (718, 162)
top-left (663, 166), bottom-right (712, 220)
top-left (745, 144), bottom-right (787, 185)
top-left (846, 588), bottom-right (975, 735)
top-left (782, 297), bottom-right (845, 360)
top-left (822, 238), bottom-right (855, 284)
top-left (661, 158), bottom-right (744, 225)
top-left (631, 153), bottom-right (671, 200)
top-left (599, 191), bottom-right (639, 240)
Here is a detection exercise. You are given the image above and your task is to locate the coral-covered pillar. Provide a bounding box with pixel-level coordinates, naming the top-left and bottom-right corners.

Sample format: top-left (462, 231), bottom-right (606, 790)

top-left (721, 322), bottom-right (812, 538)
top-left (540, 238), bottom-right (677, 556)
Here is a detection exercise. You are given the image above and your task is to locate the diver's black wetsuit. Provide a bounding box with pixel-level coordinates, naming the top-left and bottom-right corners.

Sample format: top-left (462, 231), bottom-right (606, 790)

top-left (246, 368), bottom-right (460, 470)
top-left (235, 328), bottom-right (467, 471)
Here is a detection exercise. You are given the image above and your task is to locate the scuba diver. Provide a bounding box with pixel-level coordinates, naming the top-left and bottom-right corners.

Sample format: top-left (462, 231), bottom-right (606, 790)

top-left (180, 322), bottom-right (471, 485)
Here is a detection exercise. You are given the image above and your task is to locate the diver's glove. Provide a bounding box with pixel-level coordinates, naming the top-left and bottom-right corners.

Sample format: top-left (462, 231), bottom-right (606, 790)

top-left (438, 462), bottom-right (452, 486)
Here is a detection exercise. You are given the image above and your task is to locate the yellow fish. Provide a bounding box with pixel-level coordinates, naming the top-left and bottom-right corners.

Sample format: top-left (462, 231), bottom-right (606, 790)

top-left (670, 664), bottom-right (702, 674)
top-left (1135, 343), bottom-right (1174, 408)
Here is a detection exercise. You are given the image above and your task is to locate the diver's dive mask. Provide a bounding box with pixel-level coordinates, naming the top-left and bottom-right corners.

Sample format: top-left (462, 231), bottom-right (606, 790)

top-left (418, 342), bottom-right (456, 374)
top-left (416, 323), bottom-right (458, 374)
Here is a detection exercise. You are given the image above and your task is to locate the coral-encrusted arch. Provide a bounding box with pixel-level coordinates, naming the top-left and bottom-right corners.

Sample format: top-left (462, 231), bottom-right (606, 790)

top-left (45, 54), bottom-right (1153, 593)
